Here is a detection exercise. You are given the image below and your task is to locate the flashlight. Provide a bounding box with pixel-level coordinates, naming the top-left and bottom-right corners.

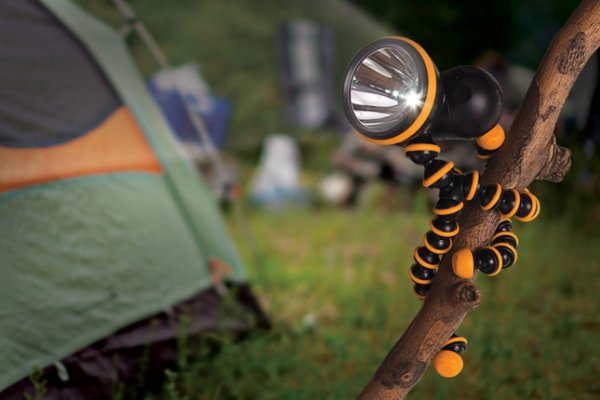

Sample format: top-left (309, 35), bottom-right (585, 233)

top-left (342, 37), bottom-right (503, 146)
top-left (342, 38), bottom-right (544, 382)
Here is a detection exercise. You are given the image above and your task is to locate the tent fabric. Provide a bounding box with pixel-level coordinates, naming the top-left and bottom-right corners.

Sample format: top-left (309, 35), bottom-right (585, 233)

top-left (0, 0), bottom-right (251, 392)
top-left (0, 107), bottom-right (162, 193)
top-left (43, 0), bottom-right (245, 276)
top-left (0, 0), bottom-right (120, 148)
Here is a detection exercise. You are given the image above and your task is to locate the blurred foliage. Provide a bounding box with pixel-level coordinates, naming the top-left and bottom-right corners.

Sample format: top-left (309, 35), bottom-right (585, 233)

top-left (71, 0), bottom-right (600, 237)
top-left (75, 0), bottom-right (392, 154)
top-left (535, 139), bottom-right (600, 234)
top-left (350, 0), bottom-right (516, 69)
top-left (350, 0), bottom-right (581, 69)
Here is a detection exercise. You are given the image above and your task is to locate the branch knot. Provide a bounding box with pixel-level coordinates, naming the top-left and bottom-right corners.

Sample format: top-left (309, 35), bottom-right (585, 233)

top-left (454, 281), bottom-right (481, 310)
top-left (537, 143), bottom-right (572, 182)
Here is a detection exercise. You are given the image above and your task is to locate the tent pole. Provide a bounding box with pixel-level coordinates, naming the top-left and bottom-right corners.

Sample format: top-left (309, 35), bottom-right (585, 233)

top-left (112, 0), bottom-right (229, 199)
top-left (111, 0), bottom-right (264, 277)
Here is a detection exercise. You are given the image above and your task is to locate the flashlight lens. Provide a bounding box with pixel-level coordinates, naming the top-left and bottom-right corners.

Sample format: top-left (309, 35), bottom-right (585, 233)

top-left (348, 45), bottom-right (427, 135)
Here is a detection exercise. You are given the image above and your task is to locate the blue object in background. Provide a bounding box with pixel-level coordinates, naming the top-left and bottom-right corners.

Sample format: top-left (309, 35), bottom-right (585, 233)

top-left (147, 64), bottom-right (231, 150)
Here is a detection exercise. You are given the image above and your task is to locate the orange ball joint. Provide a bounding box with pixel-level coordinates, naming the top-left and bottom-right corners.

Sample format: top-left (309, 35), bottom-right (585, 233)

top-left (433, 335), bottom-right (468, 378)
top-left (476, 124), bottom-right (505, 159)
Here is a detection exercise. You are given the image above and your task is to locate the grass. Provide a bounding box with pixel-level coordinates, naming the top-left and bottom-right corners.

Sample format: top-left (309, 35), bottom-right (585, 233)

top-left (145, 186), bottom-right (600, 399)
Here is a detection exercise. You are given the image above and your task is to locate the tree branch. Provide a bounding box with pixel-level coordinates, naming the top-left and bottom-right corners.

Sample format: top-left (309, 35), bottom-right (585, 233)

top-left (358, 1), bottom-right (600, 398)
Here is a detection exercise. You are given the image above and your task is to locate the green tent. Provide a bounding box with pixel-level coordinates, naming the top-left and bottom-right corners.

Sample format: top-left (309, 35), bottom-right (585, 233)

top-left (0, 0), bottom-right (265, 398)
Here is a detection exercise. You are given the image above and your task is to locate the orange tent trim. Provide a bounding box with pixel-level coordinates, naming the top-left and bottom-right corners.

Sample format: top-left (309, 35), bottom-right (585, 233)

top-left (0, 106), bottom-right (162, 193)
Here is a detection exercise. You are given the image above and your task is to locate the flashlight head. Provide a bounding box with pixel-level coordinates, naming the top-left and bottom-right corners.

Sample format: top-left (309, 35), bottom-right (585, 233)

top-left (342, 37), bottom-right (439, 145)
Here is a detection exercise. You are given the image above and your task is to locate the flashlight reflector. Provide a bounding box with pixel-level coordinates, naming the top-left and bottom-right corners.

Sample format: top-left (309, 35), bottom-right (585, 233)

top-left (342, 37), bottom-right (436, 144)
top-left (350, 46), bottom-right (425, 133)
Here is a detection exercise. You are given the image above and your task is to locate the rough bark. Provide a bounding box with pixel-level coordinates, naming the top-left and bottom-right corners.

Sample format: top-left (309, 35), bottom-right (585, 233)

top-left (358, 1), bottom-right (600, 399)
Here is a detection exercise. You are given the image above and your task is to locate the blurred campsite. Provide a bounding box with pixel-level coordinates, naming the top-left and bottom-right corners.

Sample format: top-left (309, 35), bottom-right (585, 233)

top-left (78, 0), bottom-right (388, 150)
top-left (2, 0), bottom-right (599, 399)
top-left (74, 0), bottom-right (600, 226)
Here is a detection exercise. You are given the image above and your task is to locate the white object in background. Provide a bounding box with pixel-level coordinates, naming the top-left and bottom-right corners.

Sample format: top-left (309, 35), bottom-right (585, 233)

top-left (251, 134), bottom-right (302, 204)
top-left (319, 173), bottom-right (353, 205)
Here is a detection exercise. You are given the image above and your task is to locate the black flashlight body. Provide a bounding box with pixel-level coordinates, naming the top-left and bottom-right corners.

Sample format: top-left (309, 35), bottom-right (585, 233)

top-left (428, 66), bottom-right (504, 141)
